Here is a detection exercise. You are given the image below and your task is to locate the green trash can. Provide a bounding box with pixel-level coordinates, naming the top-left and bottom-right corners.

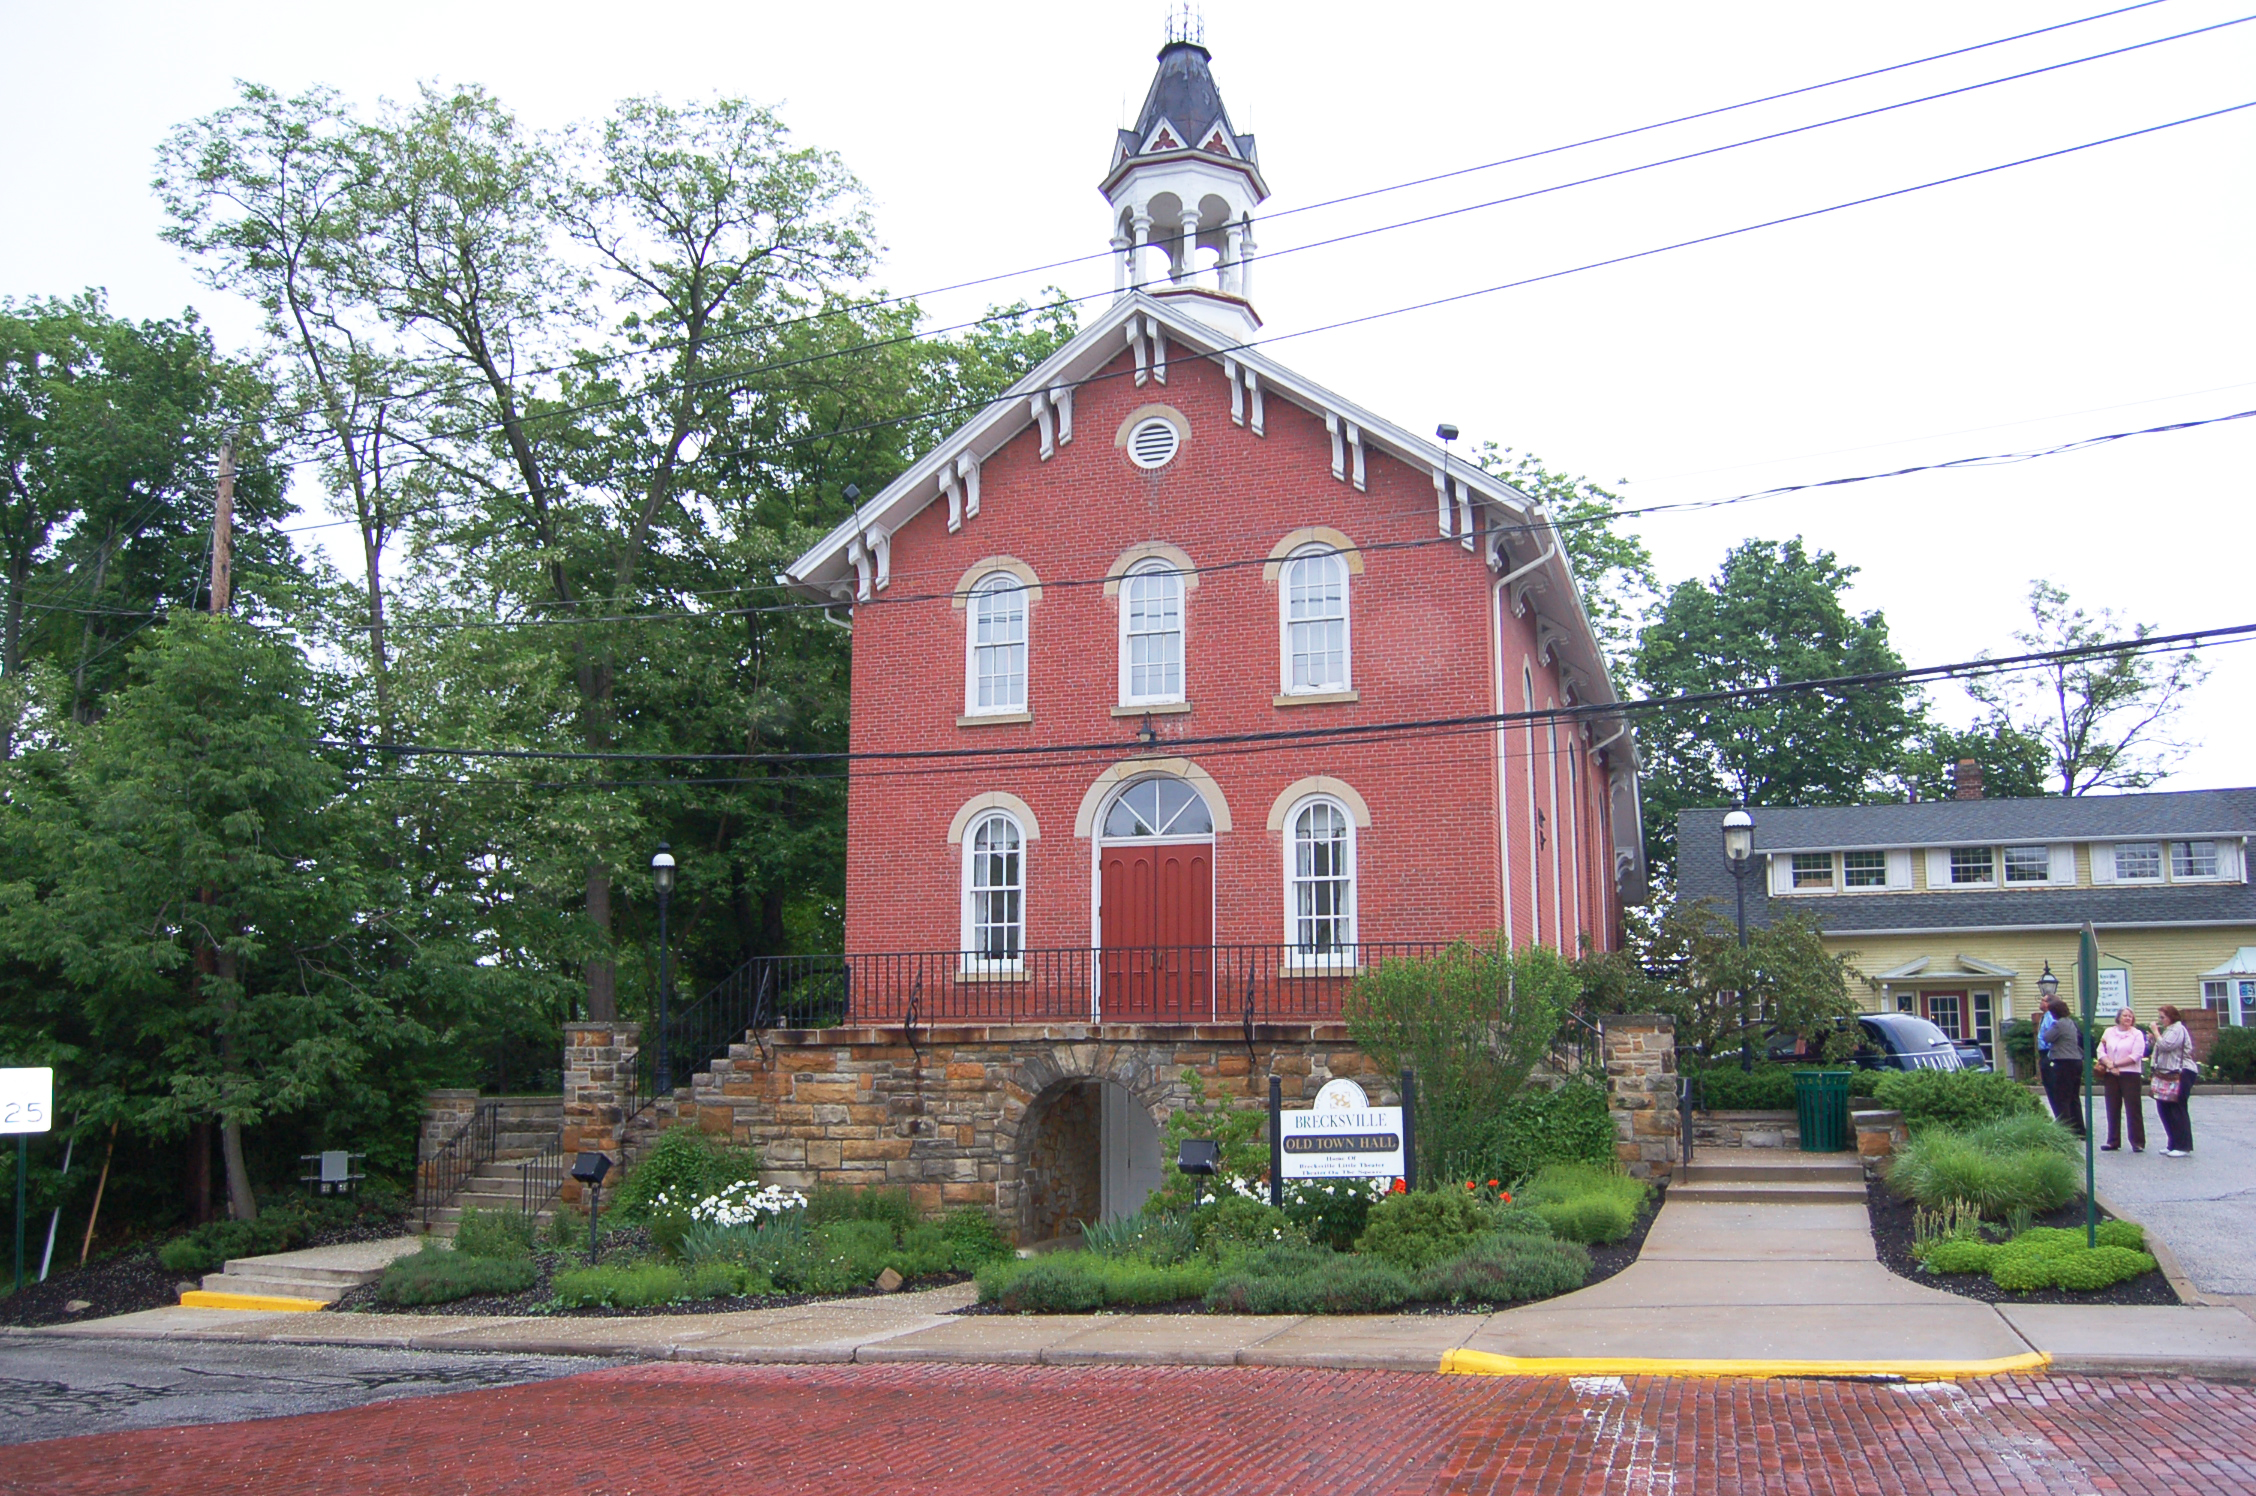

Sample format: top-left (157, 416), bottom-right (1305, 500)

top-left (1793, 1069), bottom-right (1853, 1153)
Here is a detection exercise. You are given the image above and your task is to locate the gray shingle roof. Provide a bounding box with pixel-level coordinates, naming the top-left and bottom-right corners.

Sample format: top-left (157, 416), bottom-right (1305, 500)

top-left (1676, 788), bottom-right (2256, 934)
top-left (1118, 42), bottom-right (1257, 165)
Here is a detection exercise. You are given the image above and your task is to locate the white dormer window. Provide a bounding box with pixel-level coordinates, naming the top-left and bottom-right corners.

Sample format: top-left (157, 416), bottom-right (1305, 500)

top-left (1949, 847), bottom-right (1995, 885)
top-left (1120, 559), bottom-right (1184, 704)
top-left (1281, 545), bottom-right (1349, 694)
top-left (2114, 841), bottom-right (2163, 881)
top-left (2003, 846), bottom-right (2051, 883)
top-left (2173, 840), bottom-right (2220, 879)
top-left (1842, 851), bottom-right (1888, 888)
top-left (1790, 852), bottom-right (1834, 890)
top-left (967, 572), bottom-right (1028, 714)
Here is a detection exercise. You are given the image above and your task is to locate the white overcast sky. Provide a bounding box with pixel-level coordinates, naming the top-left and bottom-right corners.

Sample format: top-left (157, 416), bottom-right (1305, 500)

top-left (5, 0), bottom-right (2251, 789)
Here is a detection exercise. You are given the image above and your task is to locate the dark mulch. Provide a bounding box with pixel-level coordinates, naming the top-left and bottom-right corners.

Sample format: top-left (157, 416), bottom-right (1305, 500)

top-left (956, 1184), bottom-right (1668, 1317)
top-left (0, 1208), bottom-right (418, 1328)
top-left (1865, 1174), bottom-right (2179, 1306)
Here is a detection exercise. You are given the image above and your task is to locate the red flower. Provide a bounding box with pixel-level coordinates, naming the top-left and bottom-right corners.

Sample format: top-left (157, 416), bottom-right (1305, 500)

top-left (1464, 1182), bottom-right (1476, 1192)
top-left (1389, 1178), bottom-right (1407, 1194)
top-left (1487, 1180), bottom-right (1500, 1189)
top-left (1501, 1191), bottom-right (1512, 1203)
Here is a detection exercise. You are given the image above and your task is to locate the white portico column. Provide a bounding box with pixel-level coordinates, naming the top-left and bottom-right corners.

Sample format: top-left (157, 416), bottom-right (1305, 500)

top-left (1112, 233), bottom-right (1131, 295)
top-left (1237, 221), bottom-right (1256, 301)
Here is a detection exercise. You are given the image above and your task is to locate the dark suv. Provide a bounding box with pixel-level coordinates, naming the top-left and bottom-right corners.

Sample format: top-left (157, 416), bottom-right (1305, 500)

top-left (1849, 1014), bottom-right (1966, 1072)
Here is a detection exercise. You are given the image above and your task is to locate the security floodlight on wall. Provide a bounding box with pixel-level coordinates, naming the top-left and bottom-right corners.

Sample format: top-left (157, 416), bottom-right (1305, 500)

top-left (1177, 1138), bottom-right (1220, 1208)
top-left (1434, 424), bottom-right (1460, 443)
top-left (572, 1151), bottom-right (614, 1262)
top-left (1721, 806), bottom-right (1755, 865)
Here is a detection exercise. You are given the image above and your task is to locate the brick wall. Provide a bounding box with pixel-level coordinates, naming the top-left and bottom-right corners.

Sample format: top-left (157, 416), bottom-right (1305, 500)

top-left (840, 343), bottom-right (1624, 958)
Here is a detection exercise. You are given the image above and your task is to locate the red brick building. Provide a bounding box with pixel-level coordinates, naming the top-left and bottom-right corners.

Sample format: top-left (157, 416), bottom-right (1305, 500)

top-left (786, 38), bottom-right (1644, 1024)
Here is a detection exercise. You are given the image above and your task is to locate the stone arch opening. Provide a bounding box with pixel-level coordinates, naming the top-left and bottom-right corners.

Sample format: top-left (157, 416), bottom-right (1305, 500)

top-left (1016, 1074), bottom-right (1165, 1244)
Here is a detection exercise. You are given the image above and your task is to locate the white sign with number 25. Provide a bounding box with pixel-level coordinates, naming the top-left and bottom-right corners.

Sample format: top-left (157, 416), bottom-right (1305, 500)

top-left (0, 1068), bottom-right (53, 1134)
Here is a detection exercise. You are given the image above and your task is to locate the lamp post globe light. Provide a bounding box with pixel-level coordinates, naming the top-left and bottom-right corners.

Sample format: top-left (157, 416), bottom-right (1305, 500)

top-left (652, 844), bottom-right (676, 1095)
top-left (1721, 807), bottom-right (1756, 1072)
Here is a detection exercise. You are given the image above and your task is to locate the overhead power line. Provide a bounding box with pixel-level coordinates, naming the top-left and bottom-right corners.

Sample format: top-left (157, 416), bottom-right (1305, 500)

top-left (321, 622), bottom-right (2251, 770)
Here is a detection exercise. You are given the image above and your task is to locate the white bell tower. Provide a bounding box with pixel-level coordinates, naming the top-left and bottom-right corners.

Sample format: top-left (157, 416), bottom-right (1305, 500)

top-left (1101, 24), bottom-right (1269, 343)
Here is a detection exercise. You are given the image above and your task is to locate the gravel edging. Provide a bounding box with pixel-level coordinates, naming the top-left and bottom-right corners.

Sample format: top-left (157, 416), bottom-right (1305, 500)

top-left (1864, 1175), bottom-right (2178, 1307)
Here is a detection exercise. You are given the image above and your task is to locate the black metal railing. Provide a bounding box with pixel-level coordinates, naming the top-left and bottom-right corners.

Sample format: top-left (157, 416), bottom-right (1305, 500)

top-left (650, 941), bottom-right (1462, 1085)
top-left (417, 1100), bottom-right (500, 1229)
top-left (1547, 1009), bottom-right (1604, 1077)
top-left (521, 1138), bottom-right (565, 1217)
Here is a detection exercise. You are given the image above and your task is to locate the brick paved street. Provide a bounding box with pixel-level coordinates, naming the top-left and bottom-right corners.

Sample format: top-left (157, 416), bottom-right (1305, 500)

top-left (4, 1362), bottom-right (2252, 1494)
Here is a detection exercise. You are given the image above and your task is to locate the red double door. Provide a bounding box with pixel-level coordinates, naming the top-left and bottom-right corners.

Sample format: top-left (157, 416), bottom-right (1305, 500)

top-left (1099, 842), bottom-right (1213, 1019)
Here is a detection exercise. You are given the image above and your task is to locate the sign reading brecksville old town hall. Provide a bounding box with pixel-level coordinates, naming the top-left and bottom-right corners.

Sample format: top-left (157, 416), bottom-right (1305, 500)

top-left (1279, 1079), bottom-right (1404, 1180)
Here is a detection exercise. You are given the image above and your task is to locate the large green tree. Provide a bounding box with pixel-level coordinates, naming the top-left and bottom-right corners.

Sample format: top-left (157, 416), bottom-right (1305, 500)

top-left (1632, 538), bottom-right (1921, 879)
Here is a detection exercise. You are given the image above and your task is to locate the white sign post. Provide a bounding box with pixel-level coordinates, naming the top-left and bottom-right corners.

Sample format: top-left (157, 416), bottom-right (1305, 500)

top-left (1, 1068), bottom-right (53, 1293)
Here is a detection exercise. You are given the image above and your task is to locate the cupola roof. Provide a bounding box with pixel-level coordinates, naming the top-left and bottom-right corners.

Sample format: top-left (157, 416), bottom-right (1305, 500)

top-left (1110, 41), bottom-right (1259, 176)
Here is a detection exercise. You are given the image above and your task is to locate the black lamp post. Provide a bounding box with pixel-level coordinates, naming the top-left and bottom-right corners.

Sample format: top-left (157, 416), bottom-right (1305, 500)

top-left (1722, 806), bottom-right (1756, 1072)
top-left (571, 1150), bottom-right (613, 1262)
top-left (652, 843), bottom-right (676, 1095)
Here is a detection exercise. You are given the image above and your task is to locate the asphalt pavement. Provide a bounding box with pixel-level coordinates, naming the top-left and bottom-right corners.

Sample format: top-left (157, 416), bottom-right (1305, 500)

top-left (0, 1338), bottom-right (608, 1445)
top-left (2095, 1091), bottom-right (2256, 1297)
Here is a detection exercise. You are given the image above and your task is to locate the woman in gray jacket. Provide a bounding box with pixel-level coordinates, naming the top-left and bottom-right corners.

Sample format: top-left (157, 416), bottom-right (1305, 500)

top-left (2151, 1005), bottom-right (2197, 1156)
top-left (2044, 998), bottom-right (2088, 1137)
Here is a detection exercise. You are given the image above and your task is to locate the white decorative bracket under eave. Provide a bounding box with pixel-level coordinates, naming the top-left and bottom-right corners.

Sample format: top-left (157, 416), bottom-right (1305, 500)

top-left (1049, 383), bottom-right (1073, 447)
top-left (1535, 618), bottom-right (1569, 669)
top-left (1509, 571), bottom-right (1546, 618)
top-left (958, 454), bottom-right (980, 518)
top-left (1224, 357), bottom-right (1243, 425)
top-left (1032, 390), bottom-right (1055, 460)
top-left (1326, 414), bottom-right (1344, 481)
top-left (847, 533), bottom-right (872, 602)
top-left (1145, 315), bottom-right (1166, 384)
top-left (1433, 467), bottom-right (1452, 536)
top-left (1455, 478), bottom-right (1476, 551)
top-left (1347, 422), bottom-right (1365, 491)
top-left (1242, 367), bottom-right (1263, 435)
top-left (941, 467), bottom-right (964, 532)
top-left (1559, 666), bottom-right (1585, 706)
top-left (1128, 321), bottom-right (1148, 386)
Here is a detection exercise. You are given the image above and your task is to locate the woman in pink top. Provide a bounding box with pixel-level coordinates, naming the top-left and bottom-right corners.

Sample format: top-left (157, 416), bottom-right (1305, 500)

top-left (2096, 1007), bottom-right (2149, 1153)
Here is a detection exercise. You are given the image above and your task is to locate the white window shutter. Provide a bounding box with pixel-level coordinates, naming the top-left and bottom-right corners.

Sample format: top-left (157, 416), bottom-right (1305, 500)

top-left (1767, 854), bottom-right (1792, 896)
top-left (2049, 844), bottom-right (2075, 884)
top-left (2091, 844), bottom-right (2116, 884)
top-left (1924, 848), bottom-right (1952, 889)
top-left (1885, 849), bottom-right (1913, 889)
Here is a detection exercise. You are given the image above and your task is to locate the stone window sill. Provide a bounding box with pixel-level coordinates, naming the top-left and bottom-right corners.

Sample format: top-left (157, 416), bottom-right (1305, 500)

top-left (1111, 701), bottom-right (1192, 716)
top-left (1274, 689), bottom-right (1360, 707)
top-left (958, 710), bottom-right (1033, 727)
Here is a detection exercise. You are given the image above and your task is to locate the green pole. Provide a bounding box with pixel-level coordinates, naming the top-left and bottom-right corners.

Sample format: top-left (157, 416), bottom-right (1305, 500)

top-left (2078, 921), bottom-right (2098, 1249)
top-left (14, 1135), bottom-right (24, 1295)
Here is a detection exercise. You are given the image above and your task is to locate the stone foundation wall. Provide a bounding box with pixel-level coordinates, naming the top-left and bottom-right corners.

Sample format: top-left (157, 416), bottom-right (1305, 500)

top-left (560, 1022), bottom-right (642, 1203)
top-left (1692, 1110), bottom-right (1800, 1150)
top-left (680, 1022), bottom-right (1385, 1241)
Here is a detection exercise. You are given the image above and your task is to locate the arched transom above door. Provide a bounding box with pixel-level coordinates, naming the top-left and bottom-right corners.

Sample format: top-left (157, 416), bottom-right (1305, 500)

top-left (1073, 756), bottom-right (1234, 837)
top-left (1103, 777), bottom-right (1214, 839)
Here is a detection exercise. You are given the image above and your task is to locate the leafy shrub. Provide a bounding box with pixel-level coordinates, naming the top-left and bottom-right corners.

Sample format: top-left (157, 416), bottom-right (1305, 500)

top-left (611, 1127), bottom-right (761, 1224)
top-left (1887, 1131), bottom-right (2079, 1217)
top-left (1277, 1180), bottom-right (1383, 1252)
top-left (1985, 1229), bottom-right (2157, 1293)
top-left (377, 1243), bottom-right (538, 1305)
top-left (884, 1217), bottom-right (1008, 1280)
top-left (975, 1252), bottom-right (1216, 1312)
top-left (452, 1207), bottom-right (534, 1261)
top-left (1205, 1246), bottom-right (1412, 1315)
top-left (935, 1207), bottom-right (1014, 1270)
top-left (1411, 1233), bottom-right (1591, 1306)
top-left (685, 1261), bottom-right (769, 1299)
top-left (2051, 1246), bottom-right (2158, 1291)
top-left (1697, 1063), bottom-right (1881, 1111)
top-left (797, 1219), bottom-right (895, 1294)
top-left (1873, 1069), bottom-right (2041, 1132)
top-left (1515, 1164), bottom-right (1650, 1244)
top-left (1920, 1237), bottom-right (1999, 1275)
top-left (805, 1184), bottom-right (919, 1235)
top-left (2210, 1026), bottom-right (2256, 1085)
top-left (1355, 1190), bottom-right (1500, 1272)
top-left (1190, 1197), bottom-right (1307, 1261)
top-left (1080, 1211), bottom-right (1198, 1265)
top-left (553, 1262), bottom-right (686, 1308)
top-left (1435, 1081), bottom-right (1615, 1194)
top-left (158, 1216), bottom-right (293, 1275)
top-left (1491, 1203), bottom-right (1555, 1238)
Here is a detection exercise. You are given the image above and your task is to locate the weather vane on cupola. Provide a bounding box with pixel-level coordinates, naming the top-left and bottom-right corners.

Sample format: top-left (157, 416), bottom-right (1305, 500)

top-left (1165, 3), bottom-right (1205, 46)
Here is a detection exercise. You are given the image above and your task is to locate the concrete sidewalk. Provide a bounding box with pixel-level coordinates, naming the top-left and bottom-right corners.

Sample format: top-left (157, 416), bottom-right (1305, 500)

top-left (19, 1195), bottom-right (2256, 1380)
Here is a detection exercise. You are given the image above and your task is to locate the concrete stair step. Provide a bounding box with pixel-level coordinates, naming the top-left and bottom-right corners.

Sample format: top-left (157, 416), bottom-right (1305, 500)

top-left (1669, 1179), bottom-right (1870, 1206)
top-left (1683, 1158), bottom-right (1864, 1183)
top-left (215, 1260), bottom-right (373, 1290)
top-left (201, 1273), bottom-right (344, 1303)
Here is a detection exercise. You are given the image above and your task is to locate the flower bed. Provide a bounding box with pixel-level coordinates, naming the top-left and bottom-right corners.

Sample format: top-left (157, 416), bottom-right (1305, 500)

top-left (1865, 1176), bottom-right (2176, 1307)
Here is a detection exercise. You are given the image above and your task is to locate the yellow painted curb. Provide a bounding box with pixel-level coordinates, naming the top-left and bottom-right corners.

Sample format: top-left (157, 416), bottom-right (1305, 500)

top-left (1438, 1348), bottom-right (2051, 1381)
top-left (178, 1290), bottom-right (328, 1313)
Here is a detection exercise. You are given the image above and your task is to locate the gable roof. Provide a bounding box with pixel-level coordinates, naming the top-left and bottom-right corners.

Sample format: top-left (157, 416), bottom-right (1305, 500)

top-left (781, 291), bottom-right (1623, 705)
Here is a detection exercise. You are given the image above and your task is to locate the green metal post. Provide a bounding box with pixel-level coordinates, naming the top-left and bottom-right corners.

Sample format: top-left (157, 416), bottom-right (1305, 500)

top-left (2079, 921), bottom-right (2098, 1249)
top-left (14, 1135), bottom-right (24, 1294)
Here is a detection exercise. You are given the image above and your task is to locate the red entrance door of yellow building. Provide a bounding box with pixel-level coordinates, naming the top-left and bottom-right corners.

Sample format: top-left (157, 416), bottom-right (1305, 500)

top-left (1100, 842), bottom-right (1213, 1020)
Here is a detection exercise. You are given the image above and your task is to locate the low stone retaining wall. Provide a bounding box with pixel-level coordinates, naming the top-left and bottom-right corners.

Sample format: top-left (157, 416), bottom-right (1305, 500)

top-left (1693, 1110), bottom-right (1800, 1149)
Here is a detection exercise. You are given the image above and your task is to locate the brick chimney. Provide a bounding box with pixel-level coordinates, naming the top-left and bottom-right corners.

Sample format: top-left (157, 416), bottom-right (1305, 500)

top-left (1953, 757), bottom-right (1984, 801)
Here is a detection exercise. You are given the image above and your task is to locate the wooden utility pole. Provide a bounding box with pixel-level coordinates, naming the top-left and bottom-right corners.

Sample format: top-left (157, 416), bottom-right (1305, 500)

top-left (209, 435), bottom-right (235, 615)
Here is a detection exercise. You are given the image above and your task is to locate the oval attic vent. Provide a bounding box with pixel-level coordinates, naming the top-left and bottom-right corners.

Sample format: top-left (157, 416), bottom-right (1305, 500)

top-left (1127, 416), bottom-right (1181, 469)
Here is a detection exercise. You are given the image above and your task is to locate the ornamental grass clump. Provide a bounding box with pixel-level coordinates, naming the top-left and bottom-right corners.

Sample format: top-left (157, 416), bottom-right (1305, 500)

top-left (1887, 1126), bottom-right (2079, 1218)
top-left (377, 1242), bottom-right (538, 1306)
top-left (1080, 1211), bottom-right (1198, 1265)
top-left (1515, 1163), bottom-right (1650, 1244)
top-left (1411, 1233), bottom-right (1591, 1306)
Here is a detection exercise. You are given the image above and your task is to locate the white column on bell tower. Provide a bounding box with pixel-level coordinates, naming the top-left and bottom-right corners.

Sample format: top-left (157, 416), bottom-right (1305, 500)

top-left (1176, 209), bottom-right (1200, 285)
top-left (1129, 207), bottom-right (1153, 290)
top-left (1112, 232), bottom-right (1131, 295)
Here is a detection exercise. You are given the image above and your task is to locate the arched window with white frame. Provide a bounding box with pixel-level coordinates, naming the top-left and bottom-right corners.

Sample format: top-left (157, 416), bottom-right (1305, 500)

top-left (963, 812), bottom-right (1024, 964)
top-left (1119, 559), bottom-right (1184, 705)
top-left (1286, 797), bottom-right (1355, 956)
top-left (1280, 545), bottom-right (1349, 694)
top-left (966, 572), bottom-right (1028, 714)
